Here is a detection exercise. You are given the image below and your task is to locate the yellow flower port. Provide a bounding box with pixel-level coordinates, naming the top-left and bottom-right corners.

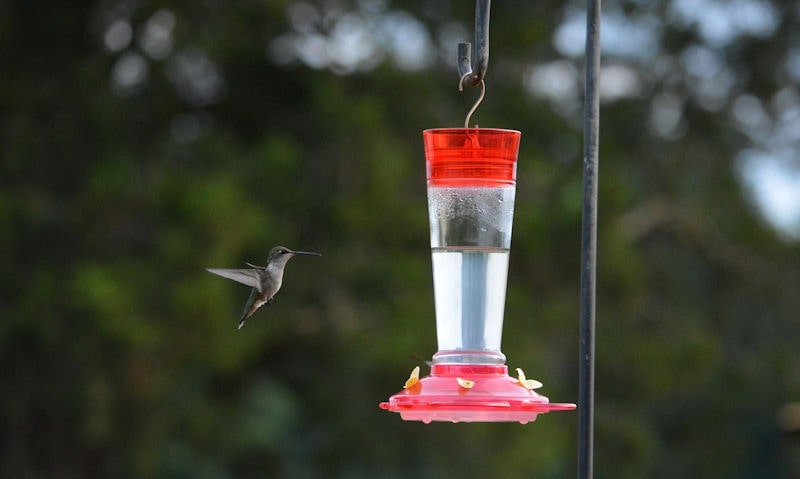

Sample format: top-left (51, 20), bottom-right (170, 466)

top-left (404, 366), bottom-right (420, 389)
top-left (456, 377), bottom-right (475, 389)
top-left (516, 368), bottom-right (543, 390)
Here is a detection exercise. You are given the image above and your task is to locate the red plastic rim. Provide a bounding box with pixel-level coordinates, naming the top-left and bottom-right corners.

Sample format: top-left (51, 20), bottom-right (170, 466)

top-left (380, 364), bottom-right (575, 424)
top-left (424, 128), bottom-right (520, 187)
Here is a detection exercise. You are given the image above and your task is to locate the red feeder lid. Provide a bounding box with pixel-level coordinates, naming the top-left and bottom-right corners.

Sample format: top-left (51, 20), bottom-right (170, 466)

top-left (424, 128), bottom-right (520, 187)
top-left (380, 364), bottom-right (575, 424)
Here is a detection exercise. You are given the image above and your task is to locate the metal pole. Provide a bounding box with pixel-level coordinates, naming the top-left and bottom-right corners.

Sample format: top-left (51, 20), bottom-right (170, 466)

top-left (457, 0), bottom-right (491, 87)
top-left (578, 0), bottom-right (600, 478)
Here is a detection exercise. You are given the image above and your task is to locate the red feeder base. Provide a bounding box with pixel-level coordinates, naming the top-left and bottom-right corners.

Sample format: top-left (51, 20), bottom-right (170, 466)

top-left (380, 364), bottom-right (575, 424)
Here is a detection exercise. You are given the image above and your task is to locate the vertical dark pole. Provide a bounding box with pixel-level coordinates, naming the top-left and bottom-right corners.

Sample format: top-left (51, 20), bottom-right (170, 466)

top-left (578, 0), bottom-right (600, 478)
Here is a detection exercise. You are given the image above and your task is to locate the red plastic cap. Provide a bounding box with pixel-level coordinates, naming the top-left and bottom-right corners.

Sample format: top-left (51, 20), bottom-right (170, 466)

top-left (424, 128), bottom-right (521, 187)
top-left (380, 364), bottom-right (575, 424)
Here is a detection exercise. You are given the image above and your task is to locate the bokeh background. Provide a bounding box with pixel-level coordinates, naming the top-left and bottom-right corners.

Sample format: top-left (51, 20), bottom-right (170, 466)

top-left (2, 0), bottom-right (800, 477)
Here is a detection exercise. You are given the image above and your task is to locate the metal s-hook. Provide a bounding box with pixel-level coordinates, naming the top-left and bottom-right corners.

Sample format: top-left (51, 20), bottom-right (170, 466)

top-left (457, 0), bottom-right (491, 88)
top-left (459, 75), bottom-right (485, 128)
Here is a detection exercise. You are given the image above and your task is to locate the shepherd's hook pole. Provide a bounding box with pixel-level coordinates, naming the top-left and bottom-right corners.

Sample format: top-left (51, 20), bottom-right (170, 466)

top-left (578, 0), bottom-right (601, 478)
top-left (457, 0), bottom-right (490, 87)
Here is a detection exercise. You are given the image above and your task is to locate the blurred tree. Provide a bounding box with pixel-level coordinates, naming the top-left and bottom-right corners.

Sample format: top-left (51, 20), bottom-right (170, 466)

top-left (1, 0), bottom-right (799, 478)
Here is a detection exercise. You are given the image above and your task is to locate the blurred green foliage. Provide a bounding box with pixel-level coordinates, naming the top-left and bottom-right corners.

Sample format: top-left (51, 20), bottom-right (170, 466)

top-left (2, 0), bottom-right (800, 478)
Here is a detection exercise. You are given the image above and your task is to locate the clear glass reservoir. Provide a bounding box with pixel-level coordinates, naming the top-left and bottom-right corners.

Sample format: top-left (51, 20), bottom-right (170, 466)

top-left (424, 128), bottom-right (520, 364)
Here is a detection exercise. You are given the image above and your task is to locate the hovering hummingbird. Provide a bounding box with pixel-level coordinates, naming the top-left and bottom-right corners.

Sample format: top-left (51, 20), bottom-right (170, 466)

top-left (207, 246), bottom-right (321, 329)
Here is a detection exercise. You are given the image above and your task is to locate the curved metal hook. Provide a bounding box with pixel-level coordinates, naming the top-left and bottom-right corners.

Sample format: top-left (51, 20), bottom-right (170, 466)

top-left (459, 75), bottom-right (485, 128)
top-left (457, 0), bottom-right (491, 88)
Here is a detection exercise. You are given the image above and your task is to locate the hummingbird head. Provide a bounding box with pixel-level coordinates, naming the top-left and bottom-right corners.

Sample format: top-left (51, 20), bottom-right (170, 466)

top-left (267, 246), bottom-right (321, 268)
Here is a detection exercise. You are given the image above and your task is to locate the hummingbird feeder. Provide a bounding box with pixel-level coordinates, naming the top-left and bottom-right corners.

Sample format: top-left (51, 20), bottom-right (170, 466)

top-left (380, 1), bottom-right (575, 424)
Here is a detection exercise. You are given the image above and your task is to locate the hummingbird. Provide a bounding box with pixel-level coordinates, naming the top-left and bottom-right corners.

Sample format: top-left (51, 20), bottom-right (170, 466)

top-left (207, 246), bottom-right (321, 329)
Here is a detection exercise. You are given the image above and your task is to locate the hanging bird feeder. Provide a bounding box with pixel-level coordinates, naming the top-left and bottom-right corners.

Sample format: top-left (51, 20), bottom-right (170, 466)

top-left (380, 0), bottom-right (575, 424)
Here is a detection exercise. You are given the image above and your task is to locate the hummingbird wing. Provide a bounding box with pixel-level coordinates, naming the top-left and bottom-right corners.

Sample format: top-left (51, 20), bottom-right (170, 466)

top-left (206, 268), bottom-right (262, 292)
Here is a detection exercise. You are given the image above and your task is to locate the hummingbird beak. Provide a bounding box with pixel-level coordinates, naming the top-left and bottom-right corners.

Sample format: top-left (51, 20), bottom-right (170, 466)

top-left (291, 250), bottom-right (321, 256)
